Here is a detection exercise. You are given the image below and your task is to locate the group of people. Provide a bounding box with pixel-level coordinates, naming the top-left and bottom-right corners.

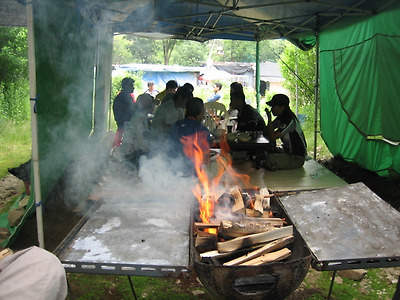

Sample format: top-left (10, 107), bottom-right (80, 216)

top-left (112, 77), bottom-right (307, 172)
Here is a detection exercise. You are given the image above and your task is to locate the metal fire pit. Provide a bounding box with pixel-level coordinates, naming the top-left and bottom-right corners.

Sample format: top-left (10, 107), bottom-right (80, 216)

top-left (193, 194), bottom-right (312, 300)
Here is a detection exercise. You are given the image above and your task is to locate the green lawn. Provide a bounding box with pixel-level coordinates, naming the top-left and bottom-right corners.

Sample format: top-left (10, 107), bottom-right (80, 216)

top-left (0, 119), bottom-right (32, 178)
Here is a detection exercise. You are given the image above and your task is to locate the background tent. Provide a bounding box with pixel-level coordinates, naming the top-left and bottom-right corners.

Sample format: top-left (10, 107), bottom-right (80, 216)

top-left (319, 3), bottom-right (400, 176)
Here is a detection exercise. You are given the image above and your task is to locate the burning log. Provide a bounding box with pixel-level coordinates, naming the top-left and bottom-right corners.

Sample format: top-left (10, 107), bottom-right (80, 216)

top-left (223, 235), bottom-right (294, 266)
top-left (219, 220), bottom-right (277, 238)
top-left (217, 225), bottom-right (293, 253)
top-left (230, 187), bottom-right (246, 215)
top-left (195, 230), bottom-right (218, 253)
top-left (194, 222), bottom-right (220, 230)
top-left (259, 187), bottom-right (271, 210)
top-left (240, 217), bottom-right (286, 227)
top-left (240, 248), bottom-right (292, 266)
top-left (253, 194), bottom-right (264, 217)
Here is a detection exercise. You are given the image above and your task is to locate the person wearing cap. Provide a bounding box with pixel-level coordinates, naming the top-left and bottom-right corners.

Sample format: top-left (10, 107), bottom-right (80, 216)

top-left (155, 79), bottom-right (178, 104)
top-left (263, 94), bottom-right (307, 170)
top-left (145, 81), bottom-right (159, 98)
top-left (229, 91), bottom-right (265, 132)
top-left (112, 77), bottom-right (136, 149)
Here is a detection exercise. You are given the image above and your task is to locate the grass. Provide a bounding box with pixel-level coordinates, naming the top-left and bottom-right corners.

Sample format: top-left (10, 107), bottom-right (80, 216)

top-left (0, 119), bottom-right (32, 178)
top-left (67, 274), bottom-right (210, 299)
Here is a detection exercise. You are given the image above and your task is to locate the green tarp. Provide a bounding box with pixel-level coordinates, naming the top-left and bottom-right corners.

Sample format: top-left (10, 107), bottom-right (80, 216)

top-left (319, 3), bottom-right (400, 175)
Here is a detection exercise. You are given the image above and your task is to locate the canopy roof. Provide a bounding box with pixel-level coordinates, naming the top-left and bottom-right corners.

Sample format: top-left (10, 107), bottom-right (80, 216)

top-left (84, 0), bottom-right (393, 42)
top-left (6, 0), bottom-right (396, 44)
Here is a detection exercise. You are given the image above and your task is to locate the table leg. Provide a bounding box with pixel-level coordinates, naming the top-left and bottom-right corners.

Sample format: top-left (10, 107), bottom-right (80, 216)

top-left (327, 270), bottom-right (337, 300)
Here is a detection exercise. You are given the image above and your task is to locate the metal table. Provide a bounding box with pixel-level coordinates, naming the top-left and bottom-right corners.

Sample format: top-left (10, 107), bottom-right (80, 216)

top-left (55, 191), bottom-right (194, 278)
top-left (279, 182), bottom-right (400, 271)
top-left (227, 131), bottom-right (272, 152)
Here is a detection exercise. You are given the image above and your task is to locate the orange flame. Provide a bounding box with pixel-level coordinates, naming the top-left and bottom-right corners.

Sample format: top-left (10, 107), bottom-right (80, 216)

top-left (181, 131), bottom-right (256, 234)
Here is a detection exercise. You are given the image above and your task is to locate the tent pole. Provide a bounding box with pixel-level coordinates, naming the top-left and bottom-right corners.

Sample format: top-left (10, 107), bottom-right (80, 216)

top-left (313, 34), bottom-right (320, 160)
top-left (27, 1), bottom-right (45, 248)
top-left (255, 39), bottom-right (260, 111)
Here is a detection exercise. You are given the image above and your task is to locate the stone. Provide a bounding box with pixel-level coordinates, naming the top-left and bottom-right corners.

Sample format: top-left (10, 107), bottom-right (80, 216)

top-left (7, 206), bottom-right (25, 226)
top-left (338, 269), bottom-right (367, 281)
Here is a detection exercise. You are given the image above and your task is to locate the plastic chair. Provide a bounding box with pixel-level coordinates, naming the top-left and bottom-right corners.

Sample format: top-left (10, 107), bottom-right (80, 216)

top-left (203, 102), bottom-right (228, 132)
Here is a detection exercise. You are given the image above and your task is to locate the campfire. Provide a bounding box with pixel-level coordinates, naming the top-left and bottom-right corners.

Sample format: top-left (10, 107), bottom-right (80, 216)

top-left (181, 133), bottom-right (293, 266)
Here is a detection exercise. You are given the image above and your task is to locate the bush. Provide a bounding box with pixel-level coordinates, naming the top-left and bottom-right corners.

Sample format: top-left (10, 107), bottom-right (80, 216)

top-left (0, 78), bottom-right (30, 123)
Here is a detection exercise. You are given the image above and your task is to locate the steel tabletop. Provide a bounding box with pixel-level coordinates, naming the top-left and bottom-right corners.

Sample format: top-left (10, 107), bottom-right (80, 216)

top-left (278, 182), bottom-right (400, 271)
top-left (54, 191), bottom-right (194, 277)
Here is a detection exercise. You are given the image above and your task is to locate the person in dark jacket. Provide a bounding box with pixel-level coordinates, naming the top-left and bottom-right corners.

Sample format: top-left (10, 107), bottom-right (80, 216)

top-left (169, 97), bottom-right (210, 175)
top-left (263, 94), bottom-right (307, 170)
top-left (112, 77), bottom-right (135, 147)
top-left (229, 91), bottom-right (265, 132)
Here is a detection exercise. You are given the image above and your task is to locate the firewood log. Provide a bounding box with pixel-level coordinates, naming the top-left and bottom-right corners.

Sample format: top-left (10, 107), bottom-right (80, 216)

top-left (230, 187), bottom-right (246, 215)
top-left (253, 194), bottom-right (264, 217)
top-left (259, 187), bottom-right (271, 209)
top-left (223, 235), bottom-right (294, 266)
top-left (239, 248), bottom-right (291, 265)
top-left (217, 225), bottom-right (293, 253)
top-left (195, 230), bottom-right (218, 253)
top-left (219, 220), bottom-right (276, 238)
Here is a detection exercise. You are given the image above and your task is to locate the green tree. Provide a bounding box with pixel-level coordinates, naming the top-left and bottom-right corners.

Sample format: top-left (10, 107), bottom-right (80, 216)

top-left (279, 42), bottom-right (316, 106)
top-left (170, 40), bottom-right (207, 66)
top-left (0, 27), bottom-right (29, 121)
top-left (112, 35), bottom-right (134, 64)
top-left (210, 39), bottom-right (285, 63)
top-left (124, 36), bottom-right (163, 64)
top-left (162, 39), bottom-right (178, 65)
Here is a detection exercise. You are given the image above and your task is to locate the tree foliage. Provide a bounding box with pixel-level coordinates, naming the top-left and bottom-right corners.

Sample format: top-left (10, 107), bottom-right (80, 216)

top-left (279, 43), bottom-right (316, 106)
top-left (0, 27), bottom-right (29, 121)
top-left (112, 35), bottom-right (286, 66)
top-left (211, 39), bottom-right (285, 63)
top-left (170, 40), bottom-right (207, 66)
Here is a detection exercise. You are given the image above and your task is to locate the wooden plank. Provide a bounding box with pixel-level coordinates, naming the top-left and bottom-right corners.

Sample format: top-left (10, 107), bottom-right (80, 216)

top-left (217, 225), bottom-right (293, 253)
top-left (223, 235), bottom-right (294, 266)
top-left (240, 248), bottom-right (291, 266)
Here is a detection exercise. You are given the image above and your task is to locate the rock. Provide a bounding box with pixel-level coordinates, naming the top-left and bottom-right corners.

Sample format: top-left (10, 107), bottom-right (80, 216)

top-left (192, 290), bottom-right (205, 296)
top-left (334, 276), bottom-right (343, 284)
top-left (338, 269), bottom-right (367, 281)
top-left (19, 195), bottom-right (30, 207)
top-left (7, 206), bottom-right (25, 226)
top-left (0, 227), bottom-right (10, 241)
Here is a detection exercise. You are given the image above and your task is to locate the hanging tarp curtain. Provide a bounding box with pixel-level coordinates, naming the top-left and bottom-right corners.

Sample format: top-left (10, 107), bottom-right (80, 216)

top-left (319, 2), bottom-right (400, 175)
top-left (33, 2), bottom-right (100, 200)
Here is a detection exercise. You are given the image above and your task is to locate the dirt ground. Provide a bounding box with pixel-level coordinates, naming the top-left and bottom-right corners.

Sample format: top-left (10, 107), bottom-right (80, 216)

top-left (1, 157), bottom-right (400, 299)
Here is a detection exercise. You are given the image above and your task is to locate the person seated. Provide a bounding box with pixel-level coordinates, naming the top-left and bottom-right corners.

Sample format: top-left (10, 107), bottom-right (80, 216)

top-left (207, 82), bottom-right (222, 102)
top-left (155, 79), bottom-right (178, 104)
top-left (229, 91), bottom-right (265, 132)
top-left (169, 97), bottom-right (211, 175)
top-left (263, 94), bottom-right (307, 170)
top-left (151, 86), bottom-right (192, 139)
top-left (0, 246), bottom-right (68, 300)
